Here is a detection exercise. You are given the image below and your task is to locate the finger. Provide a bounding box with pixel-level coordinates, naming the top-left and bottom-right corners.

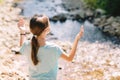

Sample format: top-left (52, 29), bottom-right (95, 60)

top-left (19, 18), bottom-right (25, 24)
top-left (18, 19), bottom-right (25, 28)
top-left (18, 22), bottom-right (23, 27)
top-left (80, 28), bottom-right (83, 33)
top-left (81, 25), bottom-right (84, 28)
top-left (79, 28), bottom-right (84, 35)
top-left (20, 19), bottom-right (24, 24)
top-left (81, 27), bottom-right (84, 31)
top-left (19, 17), bottom-right (24, 21)
top-left (80, 25), bottom-right (83, 30)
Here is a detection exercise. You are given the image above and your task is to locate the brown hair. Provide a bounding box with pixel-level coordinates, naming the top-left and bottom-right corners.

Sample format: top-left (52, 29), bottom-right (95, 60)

top-left (30, 14), bottom-right (49, 65)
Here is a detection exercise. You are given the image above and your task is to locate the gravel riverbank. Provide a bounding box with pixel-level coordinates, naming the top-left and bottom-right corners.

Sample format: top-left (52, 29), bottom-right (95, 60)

top-left (0, 0), bottom-right (120, 80)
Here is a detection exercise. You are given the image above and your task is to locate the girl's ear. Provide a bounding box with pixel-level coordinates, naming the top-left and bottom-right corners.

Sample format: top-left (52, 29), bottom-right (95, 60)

top-left (38, 27), bottom-right (50, 37)
top-left (44, 27), bottom-right (50, 34)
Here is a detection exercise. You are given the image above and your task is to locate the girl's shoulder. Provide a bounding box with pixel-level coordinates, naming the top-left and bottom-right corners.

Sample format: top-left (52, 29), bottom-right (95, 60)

top-left (46, 41), bottom-right (60, 48)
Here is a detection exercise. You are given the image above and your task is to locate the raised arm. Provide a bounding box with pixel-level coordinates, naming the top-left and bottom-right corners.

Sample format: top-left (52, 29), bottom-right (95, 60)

top-left (17, 18), bottom-right (27, 46)
top-left (60, 25), bottom-right (84, 62)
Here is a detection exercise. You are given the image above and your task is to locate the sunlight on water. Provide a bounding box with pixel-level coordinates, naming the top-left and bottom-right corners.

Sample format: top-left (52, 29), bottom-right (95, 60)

top-left (51, 20), bottom-right (108, 42)
top-left (18, 0), bottom-right (111, 43)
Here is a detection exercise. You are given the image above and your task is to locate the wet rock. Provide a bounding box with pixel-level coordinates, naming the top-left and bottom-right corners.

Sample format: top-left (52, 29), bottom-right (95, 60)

top-left (62, 0), bottom-right (120, 37)
top-left (94, 16), bottom-right (120, 37)
top-left (94, 16), bottom-right (107, 27)
top-left (94, 18), bottom-right (102, 26)
top-left (84, 9), bottom-right (94, 22)
top-left (72, 14), bottom-right (84, 21)
top-left (50, 14), bottom-right (67, 22)
top-left (78, 10), bottom-right (86, 20)
top-left (95, 8), bottom-right (106, 18)
top-left (107, 17), bottom-right (115, 23)
top-left (62, 0), bottom-right (83, 12)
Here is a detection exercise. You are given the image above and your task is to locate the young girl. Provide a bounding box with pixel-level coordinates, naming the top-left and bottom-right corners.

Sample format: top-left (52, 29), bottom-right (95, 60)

top-left (18, 14), bottom-right (84, 80)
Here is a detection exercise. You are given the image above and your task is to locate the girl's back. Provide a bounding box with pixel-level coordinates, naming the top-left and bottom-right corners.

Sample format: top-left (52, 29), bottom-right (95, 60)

top-left (20, 40), bottom-right (64, 80)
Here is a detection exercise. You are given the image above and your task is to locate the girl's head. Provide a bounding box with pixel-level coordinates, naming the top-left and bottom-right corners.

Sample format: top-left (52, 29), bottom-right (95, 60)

top-left (30, 14), bottom-right (50, 37)
top-left (30, 14), bottom-right (50, 65)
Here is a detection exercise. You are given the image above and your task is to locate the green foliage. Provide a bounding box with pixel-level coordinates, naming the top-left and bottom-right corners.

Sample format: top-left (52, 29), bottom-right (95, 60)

top-left (104, 0), bottom-right (120, 16)
top-left (84, 0), bottom-right (120, 16)
top-left (84, 0), bottom-right (98, 8)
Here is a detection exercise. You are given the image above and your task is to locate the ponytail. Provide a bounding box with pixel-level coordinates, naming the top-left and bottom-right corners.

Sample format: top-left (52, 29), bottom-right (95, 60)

top-left (31, 36), bottom-right (39, 65)
top-left (30, 14), bottom-right (50, 65)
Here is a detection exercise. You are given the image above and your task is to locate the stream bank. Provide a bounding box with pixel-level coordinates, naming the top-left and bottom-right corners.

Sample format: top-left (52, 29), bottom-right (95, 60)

top-left (0, 0), bottom-right (120, 80)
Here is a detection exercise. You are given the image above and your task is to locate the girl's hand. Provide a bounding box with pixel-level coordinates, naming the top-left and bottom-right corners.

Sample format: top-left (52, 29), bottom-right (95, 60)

top-left (76, 25), bottom-right (84, 40)
top-left (17, 18), bottom-right (26, 34)
top-left (60, 25), bottom-right (84, 62)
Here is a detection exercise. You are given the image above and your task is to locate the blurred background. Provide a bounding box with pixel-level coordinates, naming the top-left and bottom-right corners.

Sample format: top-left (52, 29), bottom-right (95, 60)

top-left (0, 0), bottom-right (120, 80)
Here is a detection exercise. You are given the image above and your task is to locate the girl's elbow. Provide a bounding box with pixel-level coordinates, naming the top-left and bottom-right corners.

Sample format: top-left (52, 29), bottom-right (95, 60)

top-left (61, 54), bottom-right (73, 62)
top-left (67, 58), bottom-right (73, 62)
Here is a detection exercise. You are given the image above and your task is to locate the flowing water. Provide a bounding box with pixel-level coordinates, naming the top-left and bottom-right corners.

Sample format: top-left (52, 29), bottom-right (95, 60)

top-left (18, 0), bottom-right (115, 43)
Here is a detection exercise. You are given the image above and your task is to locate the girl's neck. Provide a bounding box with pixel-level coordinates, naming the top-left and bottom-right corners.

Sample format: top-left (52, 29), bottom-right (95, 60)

top-left (37, 37), bottom-right (46, 47)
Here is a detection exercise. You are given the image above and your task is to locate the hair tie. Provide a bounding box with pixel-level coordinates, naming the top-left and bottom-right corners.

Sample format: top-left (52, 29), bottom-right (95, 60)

top-left (33, 35), bottom-right (37, 38)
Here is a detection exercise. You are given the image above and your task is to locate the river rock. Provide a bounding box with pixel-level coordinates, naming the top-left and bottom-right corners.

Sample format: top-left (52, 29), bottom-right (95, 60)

top-left (111, 22), bottom-right (120, 35)
top-left (95, 8), bottom-right (106, 18)
top-left (94, 16), bottom-right (120, 37)
top-left (94, 16), bottom-right (107, 26)
top-left (50, 13), bottom-right (67, 22)
top-left (60, 0), bottom-right (87, 21)
top-left (84, 9), bottom-right (94, 22)
top-left (107, 16), bottom-right (115, 23)
top-left (50, 10), bottom-right (86, 22)
top-left (62, 0), bottom-right (82, 12)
